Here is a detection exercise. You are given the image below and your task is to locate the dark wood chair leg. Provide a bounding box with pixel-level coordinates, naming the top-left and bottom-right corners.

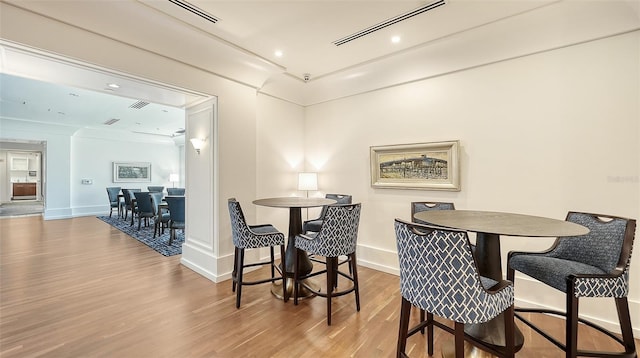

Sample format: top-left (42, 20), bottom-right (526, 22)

top-left (454, 321), bottom-right (465, 358)
top-left (427, 312), bottom-right (434, 356)
top-left (504, 305), bottom-right (515, 358)
top-left (326, 256), bottom-right (336, 325)
top-left (615, 297), bottom-right (637, 355)
top-left (351, 253), bottom-right (360, 311)
top-left (270, 246), bottom-right (275, 278)
top-left (420, 309), bottom-right (426, 334)
top-left (235, 248), bottom-right (244, 309)
top-left (293, 248), bottom-right (300, 306)
top-left (397, 297), bottom-right (411, 358)
top-left (566, 286), bottom-right (579, 358)
top-left (232, 247), bottom-right (238, 293)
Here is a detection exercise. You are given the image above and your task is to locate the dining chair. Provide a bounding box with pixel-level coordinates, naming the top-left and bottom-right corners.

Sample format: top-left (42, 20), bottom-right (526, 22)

top-left (302, 194), bottom-right (352, 233)
top-left (395, 218), bottom-right (515, 358)
top-left (167, 187), bottom-right (185, 196)
top-left (106, 187), bottom-right (121, 218)
top-left (133, 192), bottom-right (155, 230)
top-left (164, 196), bottom-right (185, 245)
top-left (507, 211), bottom-right (637, 358)
top-left (227, 198), bottom-right (286, 308)
top-left (293, 203), bottom-right (362, 325)
top-left (121, 188), bottom-right (141, 221)
top-left (150, 192), bottom-right (170, 238)
top-left (147, 186), bottom-right (164, 193)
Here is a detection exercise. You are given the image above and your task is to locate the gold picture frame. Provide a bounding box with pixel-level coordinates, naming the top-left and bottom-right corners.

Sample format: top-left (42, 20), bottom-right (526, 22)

top-left (370, 141), bottom-right (460, 191)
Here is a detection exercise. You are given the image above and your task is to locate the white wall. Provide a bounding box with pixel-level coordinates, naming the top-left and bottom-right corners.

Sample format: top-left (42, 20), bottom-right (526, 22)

top-left (256, 94), bottom-right (306, 232)
top-left (303, 32), bottom-right (640, 334)
top-left (0, 119), bottom-right (74, 219)
top-left (70, 130), bottom-right (181, 217)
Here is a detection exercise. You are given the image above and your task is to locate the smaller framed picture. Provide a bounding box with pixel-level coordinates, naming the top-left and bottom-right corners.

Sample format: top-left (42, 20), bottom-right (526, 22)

top-left (370, 140), bottom-right (460, 191)
top-left (113, 162), bottom-right (151, 183)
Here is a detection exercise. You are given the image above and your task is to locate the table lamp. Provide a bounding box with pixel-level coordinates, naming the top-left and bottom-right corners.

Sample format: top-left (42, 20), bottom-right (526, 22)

top-left (169, 173), bottom-right (179, 188)
top-left (298, 172), bottom-right (317, 197)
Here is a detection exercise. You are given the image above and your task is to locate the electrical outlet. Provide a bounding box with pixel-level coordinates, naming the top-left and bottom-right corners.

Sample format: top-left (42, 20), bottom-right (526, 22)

top-left (81, 179), bottom-right (93, 185)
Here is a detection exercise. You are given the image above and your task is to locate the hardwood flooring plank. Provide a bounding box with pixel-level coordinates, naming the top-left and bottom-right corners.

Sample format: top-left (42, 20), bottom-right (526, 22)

top-left (1, 216), bottom-right (637, 357)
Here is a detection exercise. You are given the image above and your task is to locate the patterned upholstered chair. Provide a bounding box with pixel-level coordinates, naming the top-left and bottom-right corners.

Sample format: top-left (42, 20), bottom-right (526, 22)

top-left (395, 219), bottom-right (515, 358)
top-left (302, 194), bottom-right (352, 233)
top-left (294, 203), bottom-right (361, 325)
top-left (228, 198), bottom-right (286, 308)
top-left (165, 196), bottom-right (185, 246)
top-left (507, 212), bottom-right (637, 358)
top-left (410, 201), bottom-right (456, 327)
top-left (133, 192), bottom-right (155, 230)
top-left (106, 187), bottom-right (121, 218)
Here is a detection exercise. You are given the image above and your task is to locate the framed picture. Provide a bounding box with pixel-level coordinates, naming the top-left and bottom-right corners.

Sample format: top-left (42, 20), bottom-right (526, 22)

top-left (370, 140), bottom-right (460, 191)
top-left (113, 162), bottom-right (151, 182)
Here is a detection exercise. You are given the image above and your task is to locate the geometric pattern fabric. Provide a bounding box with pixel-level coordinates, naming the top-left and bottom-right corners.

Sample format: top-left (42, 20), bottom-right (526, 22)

top-left (508, 212), bottom-right (634, 298)
top-left (295, 203), bottom-right (361, 257)
top-left (395, 220), bottom-right (513, 324)
top-left (228, 198), bottom-right (285, 249)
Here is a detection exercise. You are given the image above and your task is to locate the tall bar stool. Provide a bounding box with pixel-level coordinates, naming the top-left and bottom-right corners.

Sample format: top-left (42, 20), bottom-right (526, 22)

top-left (508, 211), bottom-right (636, 358)
top-left (293, 203), bottom-right (362, 325)
top-left (395, 219), bottom-right (515, 358)
top-left (228, 198), bottom-right (286, 308)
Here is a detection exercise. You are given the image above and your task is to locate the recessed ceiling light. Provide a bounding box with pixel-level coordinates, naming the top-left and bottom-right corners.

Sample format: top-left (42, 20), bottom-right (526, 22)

top-left (391, 36), bottom-right (401, 44)
top-left (274, 50), bottom-right (283, 57)
top-left (107, 83), bottom-right (120, 89)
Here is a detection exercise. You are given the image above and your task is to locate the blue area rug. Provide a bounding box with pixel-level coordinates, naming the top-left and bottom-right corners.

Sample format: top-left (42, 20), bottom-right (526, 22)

top-left (97, 216), bottom-right (184, 256)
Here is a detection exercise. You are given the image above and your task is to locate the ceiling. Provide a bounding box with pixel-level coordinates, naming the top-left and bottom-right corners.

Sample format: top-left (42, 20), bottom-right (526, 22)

top-left (1, 0), bottom-right (639, 136)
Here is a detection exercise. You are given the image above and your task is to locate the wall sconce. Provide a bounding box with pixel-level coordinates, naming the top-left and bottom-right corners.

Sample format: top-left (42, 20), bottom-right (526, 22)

top-left (298, 172), bottom-right (318, 197)
top-left (190, 138), bottom-right (205, 154)
top-left (169, 173), bottom-right (179, 188)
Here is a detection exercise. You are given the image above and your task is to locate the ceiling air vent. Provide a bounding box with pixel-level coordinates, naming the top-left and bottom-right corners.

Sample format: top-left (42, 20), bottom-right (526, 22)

top-left (129, 100), bottom-right (150, 109)
top-left (104, 118), bottom-right (120, 125)
top-left (332, 0), bottom-right (446, 46)
top-left (168, 0), bottom-right (219, 24)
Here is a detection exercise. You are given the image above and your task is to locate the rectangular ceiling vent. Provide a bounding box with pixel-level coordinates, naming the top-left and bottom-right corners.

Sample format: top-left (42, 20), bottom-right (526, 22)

top-left (129, 100), bottom-right (150, 109)
top-left (168, 0), bottom-right (219, 24)
top-left (332, 0), bottom-right (445, 46)
top-left (103, 118), bottom-right (120, 125)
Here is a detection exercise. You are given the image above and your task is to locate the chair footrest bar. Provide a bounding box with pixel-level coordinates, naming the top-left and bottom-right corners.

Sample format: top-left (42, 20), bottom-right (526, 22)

top-left (515, 309), bottom-right (636, 357)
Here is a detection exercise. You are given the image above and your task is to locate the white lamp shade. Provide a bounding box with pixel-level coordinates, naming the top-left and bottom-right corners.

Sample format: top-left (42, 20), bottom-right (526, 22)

top-left (298, 172), bottom-right (318, 191)
top-left (190, 138), bottom-right (204, 151)
top-left (169, 173), bottom-right (179, 182)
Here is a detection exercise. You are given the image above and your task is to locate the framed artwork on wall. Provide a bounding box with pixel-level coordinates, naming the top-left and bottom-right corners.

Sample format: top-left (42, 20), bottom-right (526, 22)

top-left (113, 162), bottom-right (151, 182)
top-left (370, 140), bottom-right (460, 191)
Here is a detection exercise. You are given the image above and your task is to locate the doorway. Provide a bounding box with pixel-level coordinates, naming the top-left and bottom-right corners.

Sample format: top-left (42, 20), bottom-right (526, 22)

top-left (0, 140), bottom-right (45, 217)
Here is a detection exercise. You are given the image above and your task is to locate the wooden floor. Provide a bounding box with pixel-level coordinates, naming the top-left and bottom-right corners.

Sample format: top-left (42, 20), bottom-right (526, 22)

top-left (1, 216), bottom-right (637, 357)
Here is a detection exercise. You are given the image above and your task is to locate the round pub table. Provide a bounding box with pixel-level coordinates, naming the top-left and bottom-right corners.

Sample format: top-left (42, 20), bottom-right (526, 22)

top-left (253, 197), bottom-right (337, 299)
top-left (413, 210), bottom-right (589, 355)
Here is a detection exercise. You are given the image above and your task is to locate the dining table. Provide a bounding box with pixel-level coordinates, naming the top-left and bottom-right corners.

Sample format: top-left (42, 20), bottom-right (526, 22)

top-left (253, 196), bottom-right (337, 299)
top-left (413, 209), bottom-right (590, 353)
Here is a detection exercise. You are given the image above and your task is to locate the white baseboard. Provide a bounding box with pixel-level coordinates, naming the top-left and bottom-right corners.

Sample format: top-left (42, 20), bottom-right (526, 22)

top-left (43, 207), bottom-right (73, 220)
